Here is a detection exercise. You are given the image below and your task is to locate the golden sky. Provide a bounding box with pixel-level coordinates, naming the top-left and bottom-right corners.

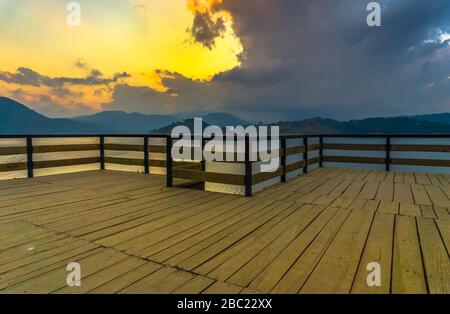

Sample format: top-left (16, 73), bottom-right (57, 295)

top-left (0, 0), bottom-right (243, 114)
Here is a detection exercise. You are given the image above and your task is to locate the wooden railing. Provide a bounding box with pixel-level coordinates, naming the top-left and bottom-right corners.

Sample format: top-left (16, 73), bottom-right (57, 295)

top-left (2, 134), bottom-right (450, 197)
top-left (320, 134), bottom-right (450, 171)
top-left (0, 134), bottom-right (167, 178)
top-left (166, 135), bottom-right (322, 197)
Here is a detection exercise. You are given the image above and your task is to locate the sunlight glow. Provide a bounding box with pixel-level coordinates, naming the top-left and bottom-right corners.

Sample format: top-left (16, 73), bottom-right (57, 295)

top-left (0, 0), bottom-right (243, 114)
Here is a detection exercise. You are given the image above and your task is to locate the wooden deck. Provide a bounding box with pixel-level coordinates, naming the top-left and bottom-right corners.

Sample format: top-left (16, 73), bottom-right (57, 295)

top-left (0, 168), bottom-right (448, 294)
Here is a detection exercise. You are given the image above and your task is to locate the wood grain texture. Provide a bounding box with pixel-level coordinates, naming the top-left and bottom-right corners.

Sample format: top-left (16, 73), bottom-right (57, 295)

top-left (0, 168), bottom-right (448, 294)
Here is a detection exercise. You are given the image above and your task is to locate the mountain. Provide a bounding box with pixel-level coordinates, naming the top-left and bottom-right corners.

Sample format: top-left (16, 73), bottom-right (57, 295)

top-left (155, 116), bottom-right (450, 135)
top-left (2, 96), bottom-right (450, 135)
top-left (173, 110), bottom-right (211, 120)
top-left (73, 111), bottom-right (248, 132)
top-left (412, 113), bottom-right (450, 125)
top-left (201, 112), bottom-right (250, 127)
top-left (153, 118), bottom-right (211, 135)
top-left (273, 117), bottom-right (450, 134)
top-left (152, 113), bottom-right (250, 134)
top-left (273, 118), bottom-right (345, 134)
top-left (0, 97), bottom-right (251, 134)
top-left (73, 111), bottom-right (177, 133)
top-left (344, 117), bottom-right (450, 134)
top-left (0, 97), bottom-right (110, 134)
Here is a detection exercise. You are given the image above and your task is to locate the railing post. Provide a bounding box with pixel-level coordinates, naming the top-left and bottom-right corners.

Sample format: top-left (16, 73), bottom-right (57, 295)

top-left (200, 137), bottom-right (206, 172)
top-left (144, 136), bottom-right (149, 174)
top-left (26, 136), bottom-right (33, 178)
top-left (281, 137), bottom-right (287, 183)
top-left (303, 136), bottom-right (308, 174)
top-left (386, 136), bottom-right (391, 172)
top-left (166, 136), bottom-right (173, 187)
top-left (244, 135), bottom-right (253, 197)
top-left (99, 136), bottom-right (105, 170)
top-left (319, 136), bottom-right (324, 168)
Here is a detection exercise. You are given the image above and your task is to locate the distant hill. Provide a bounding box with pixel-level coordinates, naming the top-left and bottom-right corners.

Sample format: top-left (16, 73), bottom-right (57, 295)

top-left (153, 118), bottom-right (211, 135)
top-left (0, 97), bottom-right (110, 134)
top-left (273, 118), bottom-right (345, 134)
top-left (0, 97), bottom-right (251, 134)
top-left (152, 113), bottom-right (249, 135)
top-left (173, 110), bottom-right (210, 120)
top-left (73, 111), bottom-right (248, 132)
top-left (412, 113), bottom-right (450, 125)
top-left (345, 117), bottom-right (450, 134)
top-left (2, 96), bottom-right (450, 135)
top-left (155, 116), bottom-right (450, 135)
top-left (73, 111), bottom-right (177, 133)
top-left (273, 117), bottom-right (450, 134)
top-left (201, 112), bottom-right (250, 127)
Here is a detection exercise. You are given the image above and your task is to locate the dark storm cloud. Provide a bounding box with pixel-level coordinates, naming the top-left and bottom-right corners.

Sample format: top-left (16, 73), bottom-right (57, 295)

top-left (104, 0), bottom-right (450, 121)
top-left (0, 67), bottom-right (43, 86)
top-left (103, 70), bottom-right (227, 114)
top-left (189, 11), bottom-right (226, 49)
top-left (209, 0), bottom-right (450, 120)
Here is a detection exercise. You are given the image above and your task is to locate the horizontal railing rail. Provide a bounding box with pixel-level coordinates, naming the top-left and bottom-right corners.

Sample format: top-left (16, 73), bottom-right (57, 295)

top-left (166, 134), bottom-right (321, 196)
top-left (0, 134), bottom-right (168, 179)
top-left (2, 133), bottom-right (450, 196)
top-left (0, 134), bottom-right (166, 138)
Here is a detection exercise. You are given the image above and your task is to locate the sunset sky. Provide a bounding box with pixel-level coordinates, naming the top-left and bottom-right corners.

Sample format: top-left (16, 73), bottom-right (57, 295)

top-left (0, 0), bottom-right (449, 121)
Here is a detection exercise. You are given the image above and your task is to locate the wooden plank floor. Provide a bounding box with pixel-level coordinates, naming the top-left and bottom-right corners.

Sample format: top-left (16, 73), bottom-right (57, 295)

top-left (0, 169), bottom-right (448, 294)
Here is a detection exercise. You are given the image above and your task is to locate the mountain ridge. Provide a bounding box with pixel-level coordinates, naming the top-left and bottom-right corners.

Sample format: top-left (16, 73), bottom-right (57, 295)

top-left (270, 117), bottom-right (450, 134)
top-left (2, 97), bottom-right (450, 135)
top-left (0, 97), bottom-right (112, 134)
top-left (73, 110), bottom-right (178, 133)
top-left (72, 111), bottom-right (251, 133)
